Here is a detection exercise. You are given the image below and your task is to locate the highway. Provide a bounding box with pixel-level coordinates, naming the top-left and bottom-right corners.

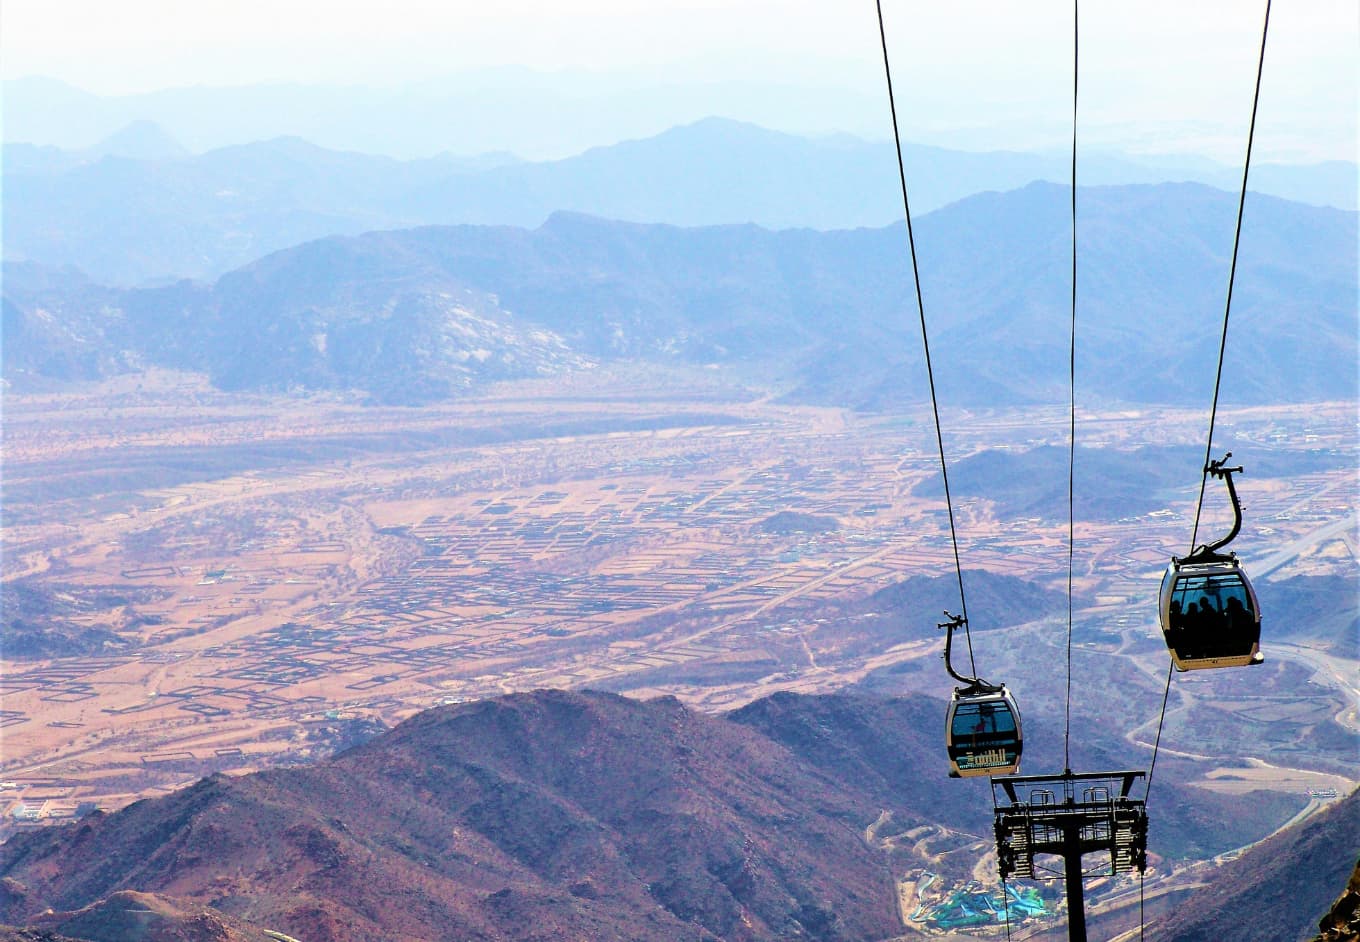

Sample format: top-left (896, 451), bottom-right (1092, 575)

top-left (1254, 509), bottom-right (1357, 578)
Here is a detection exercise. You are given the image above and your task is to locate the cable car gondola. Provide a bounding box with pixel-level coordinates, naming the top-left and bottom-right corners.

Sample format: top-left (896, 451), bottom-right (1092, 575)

top-left (1159, 454), bottom-right (1263, 670)
top-left (940, 613), bottom-right (1023, 778)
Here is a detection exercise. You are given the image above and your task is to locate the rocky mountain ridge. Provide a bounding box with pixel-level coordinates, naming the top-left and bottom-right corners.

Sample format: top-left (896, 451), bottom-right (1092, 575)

top-left (1146, 787), bottom-right (1360, 942)
top-left (1, 689), bottom-right (1346, 942)
top-left (1, 690), bottom-right (911, 942)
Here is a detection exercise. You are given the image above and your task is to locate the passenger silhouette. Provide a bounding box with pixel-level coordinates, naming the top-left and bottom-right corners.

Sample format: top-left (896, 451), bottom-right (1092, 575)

top-left (1185, 598), bottom-right (1207, 657)
top-left (972, 707), bottom-right (996, 743)
top-left (1224, 596), bottom-right (1257, 649)
top-left (1166, 599), bottom-right (1185, 652)
top-left (1195, 597), bottom-right (1222, 655)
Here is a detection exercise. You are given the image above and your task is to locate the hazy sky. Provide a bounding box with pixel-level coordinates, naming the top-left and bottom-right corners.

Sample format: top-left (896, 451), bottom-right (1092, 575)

top-left (2, 0), bottom-right (1356, 160)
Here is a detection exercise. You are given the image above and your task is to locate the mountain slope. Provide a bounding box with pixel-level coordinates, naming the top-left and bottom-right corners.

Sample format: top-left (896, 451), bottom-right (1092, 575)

top-left (5, 182), bottom-right (1353, 407)
top-left (1147, 787), bottom-right (1360, 942)
top-left (0, 689), bottom-right (1331, 941)
top-left (1314, 859), bottom-right (1360, 942)
top-left (0, 690), bottom-right (907, 942)
top-left (21, 890), bottom-right (274, 942)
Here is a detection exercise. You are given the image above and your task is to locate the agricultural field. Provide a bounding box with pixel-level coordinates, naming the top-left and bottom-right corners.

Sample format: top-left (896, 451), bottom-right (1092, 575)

top-left (1, 370), bottom-right (1355, 847)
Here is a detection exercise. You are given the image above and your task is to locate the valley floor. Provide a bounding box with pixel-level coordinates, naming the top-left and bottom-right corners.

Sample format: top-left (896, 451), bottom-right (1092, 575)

top-left (2, 372), bottom-right (1355, 937)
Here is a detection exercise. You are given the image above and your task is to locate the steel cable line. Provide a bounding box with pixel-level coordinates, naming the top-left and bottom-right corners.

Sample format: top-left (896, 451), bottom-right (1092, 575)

top-left (1140, 867), bottom-right (1146, 941)
top-left (1144, 662), bottom-right (1175, 801)
top-left (1063, 0), bottom-right (1079, 776)
top-left (1001, 873), bottom-right (1014, 941)
top-left (1128, 659), bottom-right (1173, 940)
top-left (1149, 0), bottom-right (1271, 804)
top-left (1188, 0), bottom-right (1273, 555)
top-left (1138, 11), bottom-right (1272, 939)
top-left (874, 0), bottom-right (976, 672)
top-left (876, 4), bottom-right (1271, 935)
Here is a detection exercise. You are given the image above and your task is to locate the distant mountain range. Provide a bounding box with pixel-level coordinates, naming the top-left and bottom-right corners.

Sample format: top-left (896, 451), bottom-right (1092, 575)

top-left (2, 72), bottom-right (898, 161)
top-left (8, 69), bottom-right (1353, 168)
top-left (5, 181), bottom-right (1354, 408)
top-left (914, 444), bottom-right (1356, 524)
top-left (4, 117), bottom-right (1355, 285)
top-left (1, 688), bottom-right (1340, 942)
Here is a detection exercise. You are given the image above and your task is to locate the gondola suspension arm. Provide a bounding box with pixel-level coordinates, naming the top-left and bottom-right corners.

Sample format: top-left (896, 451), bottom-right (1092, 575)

top-left (1187, 453), bottom-right (1245, 560)
top-left (939, 612), bottom-right (1000, 692)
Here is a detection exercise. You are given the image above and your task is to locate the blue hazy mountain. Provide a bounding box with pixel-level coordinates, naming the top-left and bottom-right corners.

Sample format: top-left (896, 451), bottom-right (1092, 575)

top-left (2, 133), bottom-right (518, 286)
top-left (5, 117), bottom-right (1354, 286)
top-left (4, 120), bottom-right (188, 175)
top-left (83, 119), bottom-right (188, 161)
top-left (5, 182), bottom-right (1353, 408)
top-left (1, 72), bottom-right (895, 160)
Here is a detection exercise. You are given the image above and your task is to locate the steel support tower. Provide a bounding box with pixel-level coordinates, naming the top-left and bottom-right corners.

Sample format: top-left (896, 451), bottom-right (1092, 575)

top-left (992, 770), bottom-right (1148, 942)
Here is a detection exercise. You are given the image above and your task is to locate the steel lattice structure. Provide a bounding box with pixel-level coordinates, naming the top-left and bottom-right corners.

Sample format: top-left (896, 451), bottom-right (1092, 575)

top-left (992, 770), bottom-right (1148, 941)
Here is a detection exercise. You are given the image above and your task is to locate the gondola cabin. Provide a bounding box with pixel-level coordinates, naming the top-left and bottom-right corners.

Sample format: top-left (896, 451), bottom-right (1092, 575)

top-left (946, 686), bottom-right (1022, 778)
top-left (1159, 555), bottom-right (1262, 670)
